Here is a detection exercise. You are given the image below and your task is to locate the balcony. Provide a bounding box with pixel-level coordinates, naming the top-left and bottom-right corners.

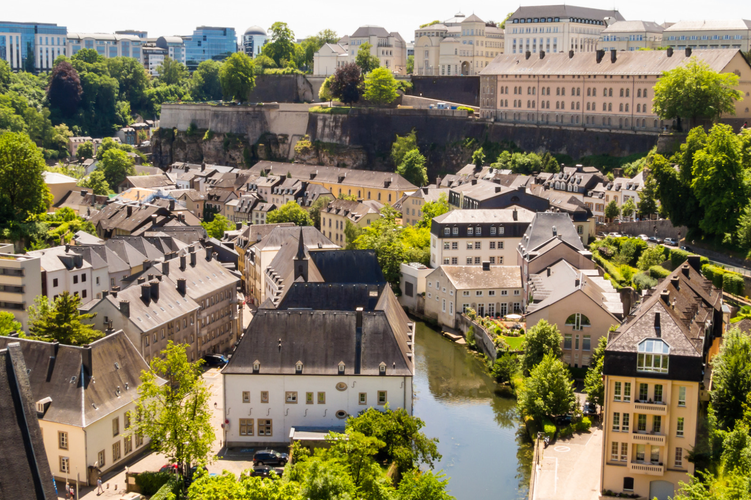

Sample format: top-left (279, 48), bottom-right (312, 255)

top-left (631, 430), bottom-right (666, 445)
top-left (634, 401), bottom-right (668, 414)
top-left (628, 462), bottom-right (664, 476)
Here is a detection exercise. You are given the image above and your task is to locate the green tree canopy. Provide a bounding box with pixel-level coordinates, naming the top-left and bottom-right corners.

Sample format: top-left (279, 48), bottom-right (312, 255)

top-left (131, 342), bottom-right (215, 481)
top-left (391, 129), bottom-right (418, 167)
top-left (106, 57), bottom-right (150, 115)
top-left (711, 328), bottom-right (751, 431)
top-left (650, 152), bottom-right (704, 230)
top-left (76, 141), bottom-right (94, 160)
top-left (308, 195), bottom-right (333, 229)
top-left (653, 57), bottom-right (743, 128)
top-left (363, 67), bottom-right (399, 105)
top-left (397, 149), bottom-right (428, 187)
top-left (99, 148), bottom-right (135, 189)
top-left (219, 53), bottom-right (256, 102)
top-left (330, 63), bottom-right (363, 105)
top-left (604, 199), bottom-right (620, 220)
top-left (355, 43), bottom-right (380, 74)
top-left (0, 132), bottom-right (51, 222)
top-left (621, 198), bottom-right (636, 219)
top-left (0, 311), bottom-right (23, 336)
top-left (266, 200), bottom-right (313, 226)
top-left (406, 55), bottom-right (414, 74)
top-left (416, 193), bottom-right (450, 228)
top-left (319, 74), bottom-right (335, 102)
top-left (395, 470), bottom-right (454, 500)
top-left (472, 148), bottom-right (485, 169)
top-left (78, 169), bottom-right (113, 195)
top-left (637, 174), bottom-right (658, 218)
top-left (518, 353), bottom-right (576, 421)
top-left (156, 57), bottom-right (189, 86)
top-left (191, 60), bottom-right (224, 101)
top-left (201, 214), bottom-right (234, 239)
top-left (263, 22), bottom-right (296, 67)
top-left (28, 292), bottom-right (103, 345)
top-left (522, 319), bottom-right (563, 375)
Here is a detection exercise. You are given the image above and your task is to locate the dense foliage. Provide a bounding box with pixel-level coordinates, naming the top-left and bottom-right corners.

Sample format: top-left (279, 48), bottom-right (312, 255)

top-left (27, 292), bottom-right (103, 345)
top-left (266, 201), bottom-right (314, 226)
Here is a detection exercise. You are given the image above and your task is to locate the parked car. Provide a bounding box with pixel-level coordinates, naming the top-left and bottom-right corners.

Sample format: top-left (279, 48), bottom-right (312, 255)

top-left (637, 234), bottom-right (649, 241)
top-left (120, 494), bottom-right (145, 500)
top-left (202, 354), bottom-right (228, 367)
top-left (555, 414), bottom-right (573, 426)
top-left (583, 401), bottom-right (598, 416)
top-left (664, 238), bottom-right (678, 246)
top-left (253, 450), bottom-right (289, 466)
top-left (680, 245), bottom-right (692, 252)
top-left (251, 465), bottom-right (271, 477)
top-left (159, 464), bottom-right (178, 473)
top-left (607, 232), bottom-right (622, 238)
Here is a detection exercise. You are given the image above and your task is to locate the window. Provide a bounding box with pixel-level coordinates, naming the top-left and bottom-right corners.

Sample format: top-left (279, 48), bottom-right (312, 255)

top-left (637, 414), bottom-right (647, 432)
top-left (653, 415), bottom-right (662, 433)
top-left (53, 278), bottom-right (59, 287)
top-left (60, 456), bottom-right (70, 474)
top-left (444, 242), bottom-right (450, 250)
top-left (124, 436), bottom-right (133, 455)
top-left (73, 275), bottom-right (78, 284)
top-left (675, 448), bottom-right (683, 468)
top-left (475, 242), bottom-right (481, 249)
top-left (286, 391), bottom-right (298, 403)
top-left (622, 413), bottom-right (630, 432)
top-left (621, 443), bottom-right (628, 461)
top-left (98, 450), bottom-right (105, 468)
top-left (82, 274), bottom-right (87, 283)
top-left (635, 443), bottom-right (646, 462)
top-left (639, 383), bottom-right (648, 402)
top-left (654, 385), bottom-right (663, 403)
top-left (476, 291), bottom-right (483, 296)
top-left (612, 412), bottom-right (620, 431)
top-left (564, 334), bottom-right (572, 349)
top-left (637, 339), bottom-right (670, 373)
top-left (466, 258), bottom-right (473, 264)
top-left (582, 335), bottom-right (591, 351)
top-left (112, 441), bottom-right (121, 462)
top-left (112, 417), bottom-right (119, 437)
top-left (623, 382), bottom-right (631, 402)
top-left (467, 242), bottom-right (473, 250)
top-left (58, 431), bottom-right (68, 449)
top-left (452, 242), bottom-right (458, 250)
top-left (125, 411), bottom-right (131, 429)
top-left (565, 313), bottom-right (590, 330)
top-left (475, 257), bottom-right (481, 264)
top-left (611, 441), bottom-right (619, 460)
top-left (261, 391), bottom-right (269, 403)
top-left (678, 386), bottom-right (686, 406)
top-left (624, 477), bottom-right (634, 492)
top-left (258, 419), bottom-right (272, 436)
top-left (306, 392), bottom-right (314, 404)
top-left (317, 392), bottom-right (326, 404)
top-left (136, 432), bottom-right (143, 447)
top-left (378, 391), bottom-right (387, 405)
top-left (240, 419), bottom-right (254, 436)
top-left (359, 393), bottom-right (367, 405)
top-left (677, 417), bottom-right (685, 437)
top-left (614, 381), bottom-right (621, 401)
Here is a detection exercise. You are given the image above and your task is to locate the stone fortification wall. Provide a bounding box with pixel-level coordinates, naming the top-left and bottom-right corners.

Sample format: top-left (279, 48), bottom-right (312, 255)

top-left (248, 74), bottom-right (315, 103)
top-left (410, 76), bottom-right (480, 106)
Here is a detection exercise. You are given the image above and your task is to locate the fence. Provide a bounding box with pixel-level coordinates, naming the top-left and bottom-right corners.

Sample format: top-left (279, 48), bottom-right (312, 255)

top-left (528, 432), bottom-right (544, 500)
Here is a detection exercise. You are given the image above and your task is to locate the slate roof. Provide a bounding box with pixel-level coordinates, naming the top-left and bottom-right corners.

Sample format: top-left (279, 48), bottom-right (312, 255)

top-left (519, 212), bottom-right (587, 257)
top-left (111, 236), bottom-right (164, 262)
top-left (104, 239), bottom-right (149, 268)
top-left (601, 20), bottom-right (665, 34)
top-left (122, 174), bottom-right (175, 190)
top-left (0, 343), bottom-right (56, 500)
top-left (664, 19), bottom-right (751, 32)
top-left (253, 226), bottom-right (338, 251)
top-left (249, 162), bottom-right (418, 191)
top-left (0, 332), bottom-right (165, 428)
top-left (156, 248), bottom-right (239, 302)
top-left (309, 250), bottom-right (386, 285)
top-left (509, 5), bottom-right (624, 22)
top-left (437, 265), bottom-right (522, 290)
top-left (433, 208), bottom-right (536, 224)
top-left (351, 26), bottom-right (391, 38)
top-left (27, 245), bottom-right (94, 273)
top-left (53, 189), bottom-right (109, 214)
top-left (323, 199), bottom-right (383, 224)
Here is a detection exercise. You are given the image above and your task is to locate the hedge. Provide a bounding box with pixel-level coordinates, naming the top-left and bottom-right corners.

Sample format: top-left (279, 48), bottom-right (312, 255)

top-left (135, 472), bottom-right (174, 496)
top-left (151, 482), bottom-right (178, 500)
top-left (670, 248), bottom-right (690, 268)
top-left (593, 251), bottom-right (625, 284)
top-left (702, 264), bottom-right (746, 296)
top-left (702, 264), bottom-right (726, 290)
top-left (649, 265), bottom-right (671, 280)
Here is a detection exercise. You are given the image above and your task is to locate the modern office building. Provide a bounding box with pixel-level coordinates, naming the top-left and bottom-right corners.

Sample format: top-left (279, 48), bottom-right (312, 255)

top-left (0, 21), bottom-right (67, 72)
top-left (242, 26), bottom-right (267, 57)
top-left (156, 36), bottom-right (186, 65)
top-left (184, 26), bottom-right (237, 71)
top-left (67, 33), bottom-right (143, 63)
top-left (116, 30), bottom-right (148, 39)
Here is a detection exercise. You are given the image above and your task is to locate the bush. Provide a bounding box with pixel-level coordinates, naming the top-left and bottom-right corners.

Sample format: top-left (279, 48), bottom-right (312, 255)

top-left (702, 264), bottom-right (726, 290)
top-left (466, 326), bottom-right (477, 350)
top-left (649, 265), bottom-right (671, 280)
top-left (593, 251), bottom-right (625, 284)
top-left (723, 272), bottom-right (745, 296)
top-left (186, 123), bottom-right (197, 136)
top-left (135, 472), bottom-right (173, 496)
top-left (575, 417), bottom-right (592, 432)
top-left (151, 481), bottom-right (178, 500)
top-left (309, 105), bottom-right (351, 114)
top-left (559, 425), bottom-right (574, 438)
top-left (670, 248), bottom-right (690, 268)
top-left (203, 129), bottom-right (214, 141)
top-left (457, 106), bottom-right (474, 114)
top-left (542, 418), bottom-right (556, 439)
top-left (633, 272), bottom-right (658, 292)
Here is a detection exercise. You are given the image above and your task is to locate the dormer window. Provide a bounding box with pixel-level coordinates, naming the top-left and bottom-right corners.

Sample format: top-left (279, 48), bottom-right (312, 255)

top-left (637, 339), bottom-right (670, 373)
top-left (379, 362), bottom-right (387, 375)
top-left (253, 360), bottom-right (260, 373)
top-left (296, 361), bottom-right (304, 374)
top-left (338, 361), bottom-right (345, 374)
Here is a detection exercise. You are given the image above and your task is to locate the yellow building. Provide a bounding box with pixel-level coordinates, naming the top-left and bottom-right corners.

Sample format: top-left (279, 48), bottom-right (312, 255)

top-left (397, 187), bottom-right (450, 226)
top-left (320, 199), bottom-right (383, 247)
top-left (601, 256), bottom-right (723, 500)
top-left (248, 162), bottom-right (418, 206)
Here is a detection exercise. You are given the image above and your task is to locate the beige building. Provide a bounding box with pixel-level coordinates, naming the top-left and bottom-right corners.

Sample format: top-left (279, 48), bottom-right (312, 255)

top-left (598, 21), bottom-right (665, 52)
top-left (479, 49), bottom-right (751, 128)
top-left (430, 208), bottom-right (536, 268)
top-left (601, 257), bottom-right (723, 500)
top-left (424, 263), bottom-right (523, 328)
top-left (312, 43), bottom-right (347, 76)
top-left (346, 26), bottom-right (408, 74)
top-left (396, 187), bottom-right (450, 226)
top-left (0, 252), bottom-right (42, 330)
top-left (663, 20), bottom-right (751, 52)
top-left (320, 199), bottom-right (383, 246)
top-left (413, 13), bottom-right (504, 76)
top-left (505, 5), bottom-right (624, 55)
top-left (43, 172), bottom-right (78, 206)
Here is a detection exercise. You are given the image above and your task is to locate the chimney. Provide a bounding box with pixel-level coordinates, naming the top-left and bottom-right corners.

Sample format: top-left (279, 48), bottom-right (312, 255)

top-left (205, 246), bottom-right (212, 261)
top-left (180, 254), bottom-right (186, 270)
top-left (610, 49), bottom-right (617, 63)
top-left (201, 162), bottom-right (206, 172)
top-left (143, 260), bottom-right (152, 271)
top-left (671, 275), bottom-right (680, 288)
top-left (190, 251), bottom-right (197, 266)
top-left (525, 50), bottom-right (531, 60)
top-left (685, 47), bottom-right (692, 57)
top-left (660, 289), bottom-right (670, 304)
top-left (82, 345), bottom-right (93, 377)
top-left (547, 267), bottom-right (551, 277)
top-left (596, 49), bottom-right (605, 63)
top-left (127, 205), bottom-right (133, 217)
top-left (513, 208), bottom-right (518, 221)
top-left (169, 199), bottom-right (175, 211)
top-left (119, 300), bottom-right (130, 317)
top-left (681, 263), bottom-right (690, 277)
top-left (471, 179), bottom-right (478, 185)
top-left (102, 290), bottom-right (109, 298)
top-left (687, 255), bottom-right (701, 272)
top-left (189, 245), bottom-right (196, 253)
top-left (482, 261), bottom-right (490, 271)
top-left (137, 277), bottom-right (146, 284)
top-left (235, 222), bottom-right (242, 231)
top-left (150, 279), bottom-right (160, 301)
top-left (667, 47), bottom-right (673, 57)
top-left (162, 261), bottom-right (169, 276)
top-left (539, 50), bottom-right (545, 59)
top-left (177, 278), bottom-right (187, 295)
top-left (495, 186), bottom-right (501, 193)
top-left (65, 244), bottom-right (71, 253)
top-left (569, 50), bottom-right (574, 59)
top-left (141, 283), bottom-right (151, 303)
top-left (80, 189), bottom-right (88, 196)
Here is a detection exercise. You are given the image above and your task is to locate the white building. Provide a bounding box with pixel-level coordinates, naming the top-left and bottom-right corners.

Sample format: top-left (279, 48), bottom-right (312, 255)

top-left (156, 36), bottom-right (186, 65)
top-left (663, 20), bottom-right (751, 52)
top-left (312, 43), bottom-right (347, 76)
top-left (598, 21), bottom-right (665, 52)
top-left (346, 26), bottom-right (407, 74)
top-left (27, 245), bottom-right (101, 303)
top-left (413, 13), bottom-right (505, 76)
top-left (0, 332), bottom-right (165, 486)
top-left (67, 33), bottom-right (144, 63)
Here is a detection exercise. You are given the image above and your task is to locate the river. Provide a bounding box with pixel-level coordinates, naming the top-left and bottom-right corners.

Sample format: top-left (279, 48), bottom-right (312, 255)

top-left (412, 321), bottom-right (532, 500)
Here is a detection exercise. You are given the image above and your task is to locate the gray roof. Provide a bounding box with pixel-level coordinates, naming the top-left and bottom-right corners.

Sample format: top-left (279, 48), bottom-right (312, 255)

top-left (664, 19), bottom-right (751, 32)
top-left (309, 250), bottom-right (386, 285)
top-left (28, 245), bottom-right (95, 273)
top-left (434, 265), bottom-right (522, 290)
top-left (433, 208), bottom-right (536, 224)
top-left (253, 226), bottom-right (338, 251)
top-left (601, 20), bottom-right (665, 34)
top-left (249, 162), bottom-right (418, 192)
top-left (519, 212), bottom-right (586, 257)
top-left (0, 343), bottom-right (56, 500)
top-left (156, 249), bottom-right (239, 302)
top-left (104, 239), bottom-right (149, 268)
top-left (122, 174), bottom-right (175, 190)
top-left (510, 5), bottom-right (624, 22)
top-left (0, 332), bottom-right (164, 428)
top-left (351, 26), bottom-right (391, 38)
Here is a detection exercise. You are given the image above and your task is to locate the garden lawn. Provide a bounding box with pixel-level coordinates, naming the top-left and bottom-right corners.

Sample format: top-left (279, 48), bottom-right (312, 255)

top-left (502, 335), bottom-right (525, 350)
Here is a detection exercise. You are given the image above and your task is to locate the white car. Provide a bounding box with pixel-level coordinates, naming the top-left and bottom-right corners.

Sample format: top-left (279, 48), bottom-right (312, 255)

top-left (637, 234), bottom-right (649, 241)
top-left (664, 238), bottom-right (678, 246)
top-left (120, 494), bottom-right (145, 500)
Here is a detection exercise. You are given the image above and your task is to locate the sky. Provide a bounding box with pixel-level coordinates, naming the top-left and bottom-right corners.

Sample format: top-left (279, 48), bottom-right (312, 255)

top-left (4, 0), bottom-right (750, 45)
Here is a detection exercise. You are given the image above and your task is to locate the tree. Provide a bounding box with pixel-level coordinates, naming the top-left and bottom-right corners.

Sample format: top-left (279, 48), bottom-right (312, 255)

top-left (344, 221), bottom-right (365, 248)
top-left (363, 67), bottom-right (399, 106)
top-left (540, 152), bottom-right (560, 173)
top-left (319, 74), bottom-right (335, 102)
top-left (191, 60), bottom-right (224, 101)
top-left (106, 57), bottom-right (150, 115)
top-left (653, 57), bottom-right (743, 129)
top-left (263, 22), bottom-right (296, 67)
top-left (395, 470), bottom-right (455, 500)
top-left (391, 129), bottom-right (418, 167)
top-left (620, 198), bottom-right (636, 220)
top-left (79, 170), bottom-right (113, 195)
top-left (651, 153), bottom-right (704, 231)
top-left (711, 328), bottom-right (751, 431)
top-left (0, 132), bottom-right (51, 222)
top-left (736, 203), bottom-right (751, 249)
top-left (201, 214), bottom-right (234, 239)
top-left (472, 148), bottom-right (485, 169)
top-left (604, 199), bottom-right (620, 220)
top-left (691, 124), bottom-right (750, 236)
top-left (266, 201), bottom-right (313, 226)
top-left (0, 59), bottom-right (10, 92)
top-left (406, 55), bottom-right (414, 74)
top-left (156, 57), bottom-right (189, 86)
top-left (312, 29), bottom-right (339, 47)
top-left (47, 61), bottom-right (82, 117)
top-left (188, 470), bottom-right (302, 500)
top-left (330, 63), bottom-right (363, 105)
top-left (637, 174), bottom-right (658, 218)
top-left (76, 141), bottom-right (94, 160)
top-left (100, 148), bottom-right (135, 190)
top-left (500, 13), bottom-right (514, 29)
top-left (637, 245), bottom-right (667, 270)
top-left (416, 193), bottom-right (450, 229)
top-left (518, 353), bottom-right (576, 422)
top-left (0, 311), bottom-right (22, 336)
top-left (28, 292), bottom-right (103, 345)
top-left (131, 342), bottom-right (215, 483)
top-left (308, 195), bottom-right (333, 229)
top-left (397, 149), bottom-right (428, 187)
top-left (219, 53), bottom-right (256, 102)
top-left (254, 55), bottom-right (277, 71)
top-left (490, 352), bottom-right (520, 384)
top-left (355, 43), bottom-right (380, 74)
top-left (522, 319), bottom-right (563, 375)
top-left (584, 356), bottom-right (605, 409)
top-left (300, 459), bottom-right (358, 500)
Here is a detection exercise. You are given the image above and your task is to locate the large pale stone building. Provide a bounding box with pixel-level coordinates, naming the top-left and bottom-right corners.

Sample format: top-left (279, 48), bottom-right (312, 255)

top-left (598, 21), bottom-right (665, 52)
top-left (313, 26), bottom-right (407, 76)
top-left (505, 5), bottom-right (624, 55)
top-left (478, 49), bottom-right (751, 128)
top-left (413, 13), bottom-right (504, 76)
top-left (663, 20), bottom-right (751, 52)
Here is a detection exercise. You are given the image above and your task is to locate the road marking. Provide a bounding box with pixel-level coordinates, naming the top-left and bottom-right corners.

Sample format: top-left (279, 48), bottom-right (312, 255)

top-left (554, 456), bottom-right (559, 495)
top-left (554, 446), bottom-right (570, 453)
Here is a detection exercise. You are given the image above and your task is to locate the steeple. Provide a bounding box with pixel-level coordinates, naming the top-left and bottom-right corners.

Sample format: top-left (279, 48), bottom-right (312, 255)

top-left (293, 227), bottom-right (309, 282)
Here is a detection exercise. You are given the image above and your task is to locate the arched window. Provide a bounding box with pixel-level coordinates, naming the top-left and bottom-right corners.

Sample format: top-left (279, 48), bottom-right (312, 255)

top-left (625, 104), bottom-right (629, 112)
top-left (602, 103), bottom-right (607, 112)
top-left (533, 87), bottom-right (536, 95)
top-left (637, 89), bottom-right (642, 98)
top-left (556, 101), bottom-right (560, 109)
top-left (608, 103), bottom-right (612, 111)
top-left (636, 104), bottom-right (641, 113)
top-left (625, 88), bottom-right (630, 97)
top-left (571, 101), bottom-right (575, 110)
top-left (576, 102), bottom-right (580, 110)
top-left (619, 103), bottom-right (624, 112)
top-left (577, 88), bottom-right (581, 96)
top-left (586, 102), bottom-right (590, 111)
top-left (620, 88), bottom-right (624, 97)
top-left (587, 88), bottom-right (591, 97)
top-left (609, 88), bottom-right (613, 97)
top-left (565, 313), bottom-right (591, 330)
top-left (571, 87), bottom-right (576, 95)
top-left (556, 87), bottom-right (560, 96)
top-left (592, 88), bottom-right (597, 97)
top-left (637, 339), bottom-right (670, 373)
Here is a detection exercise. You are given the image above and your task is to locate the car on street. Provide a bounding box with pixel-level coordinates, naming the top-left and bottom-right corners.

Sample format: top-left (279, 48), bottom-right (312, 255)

top-left (637, 234), bottom-right (649, 241)
top-left (202, 354), bottom-right (228, 367)
top-left (680, 245), bottom-right (692, 252)
top-left (607, 232), bottom-right (622, 238)
top-left (647, 236), bottom-right (662, 244)
top-left (159, 464), bottom-right (178, 473)
top-left (251, 465), bottom-right (271, 477)
top-left (583, 401), bottom-right (598, 417)
top-left (664, 238), bottom-right (678, 246)
top-left (253, 450), bottom-right (289, 466)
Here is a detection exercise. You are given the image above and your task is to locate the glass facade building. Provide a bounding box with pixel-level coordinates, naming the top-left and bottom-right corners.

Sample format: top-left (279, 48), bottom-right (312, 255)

top-left (67, 33), bottom-right (143, 63)
top-left (185, 26), bottom-right (237, 70)
top-left (0, 21), bottom-right (67, 72)
top-left (242, 26), bottom-right (267, 58)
